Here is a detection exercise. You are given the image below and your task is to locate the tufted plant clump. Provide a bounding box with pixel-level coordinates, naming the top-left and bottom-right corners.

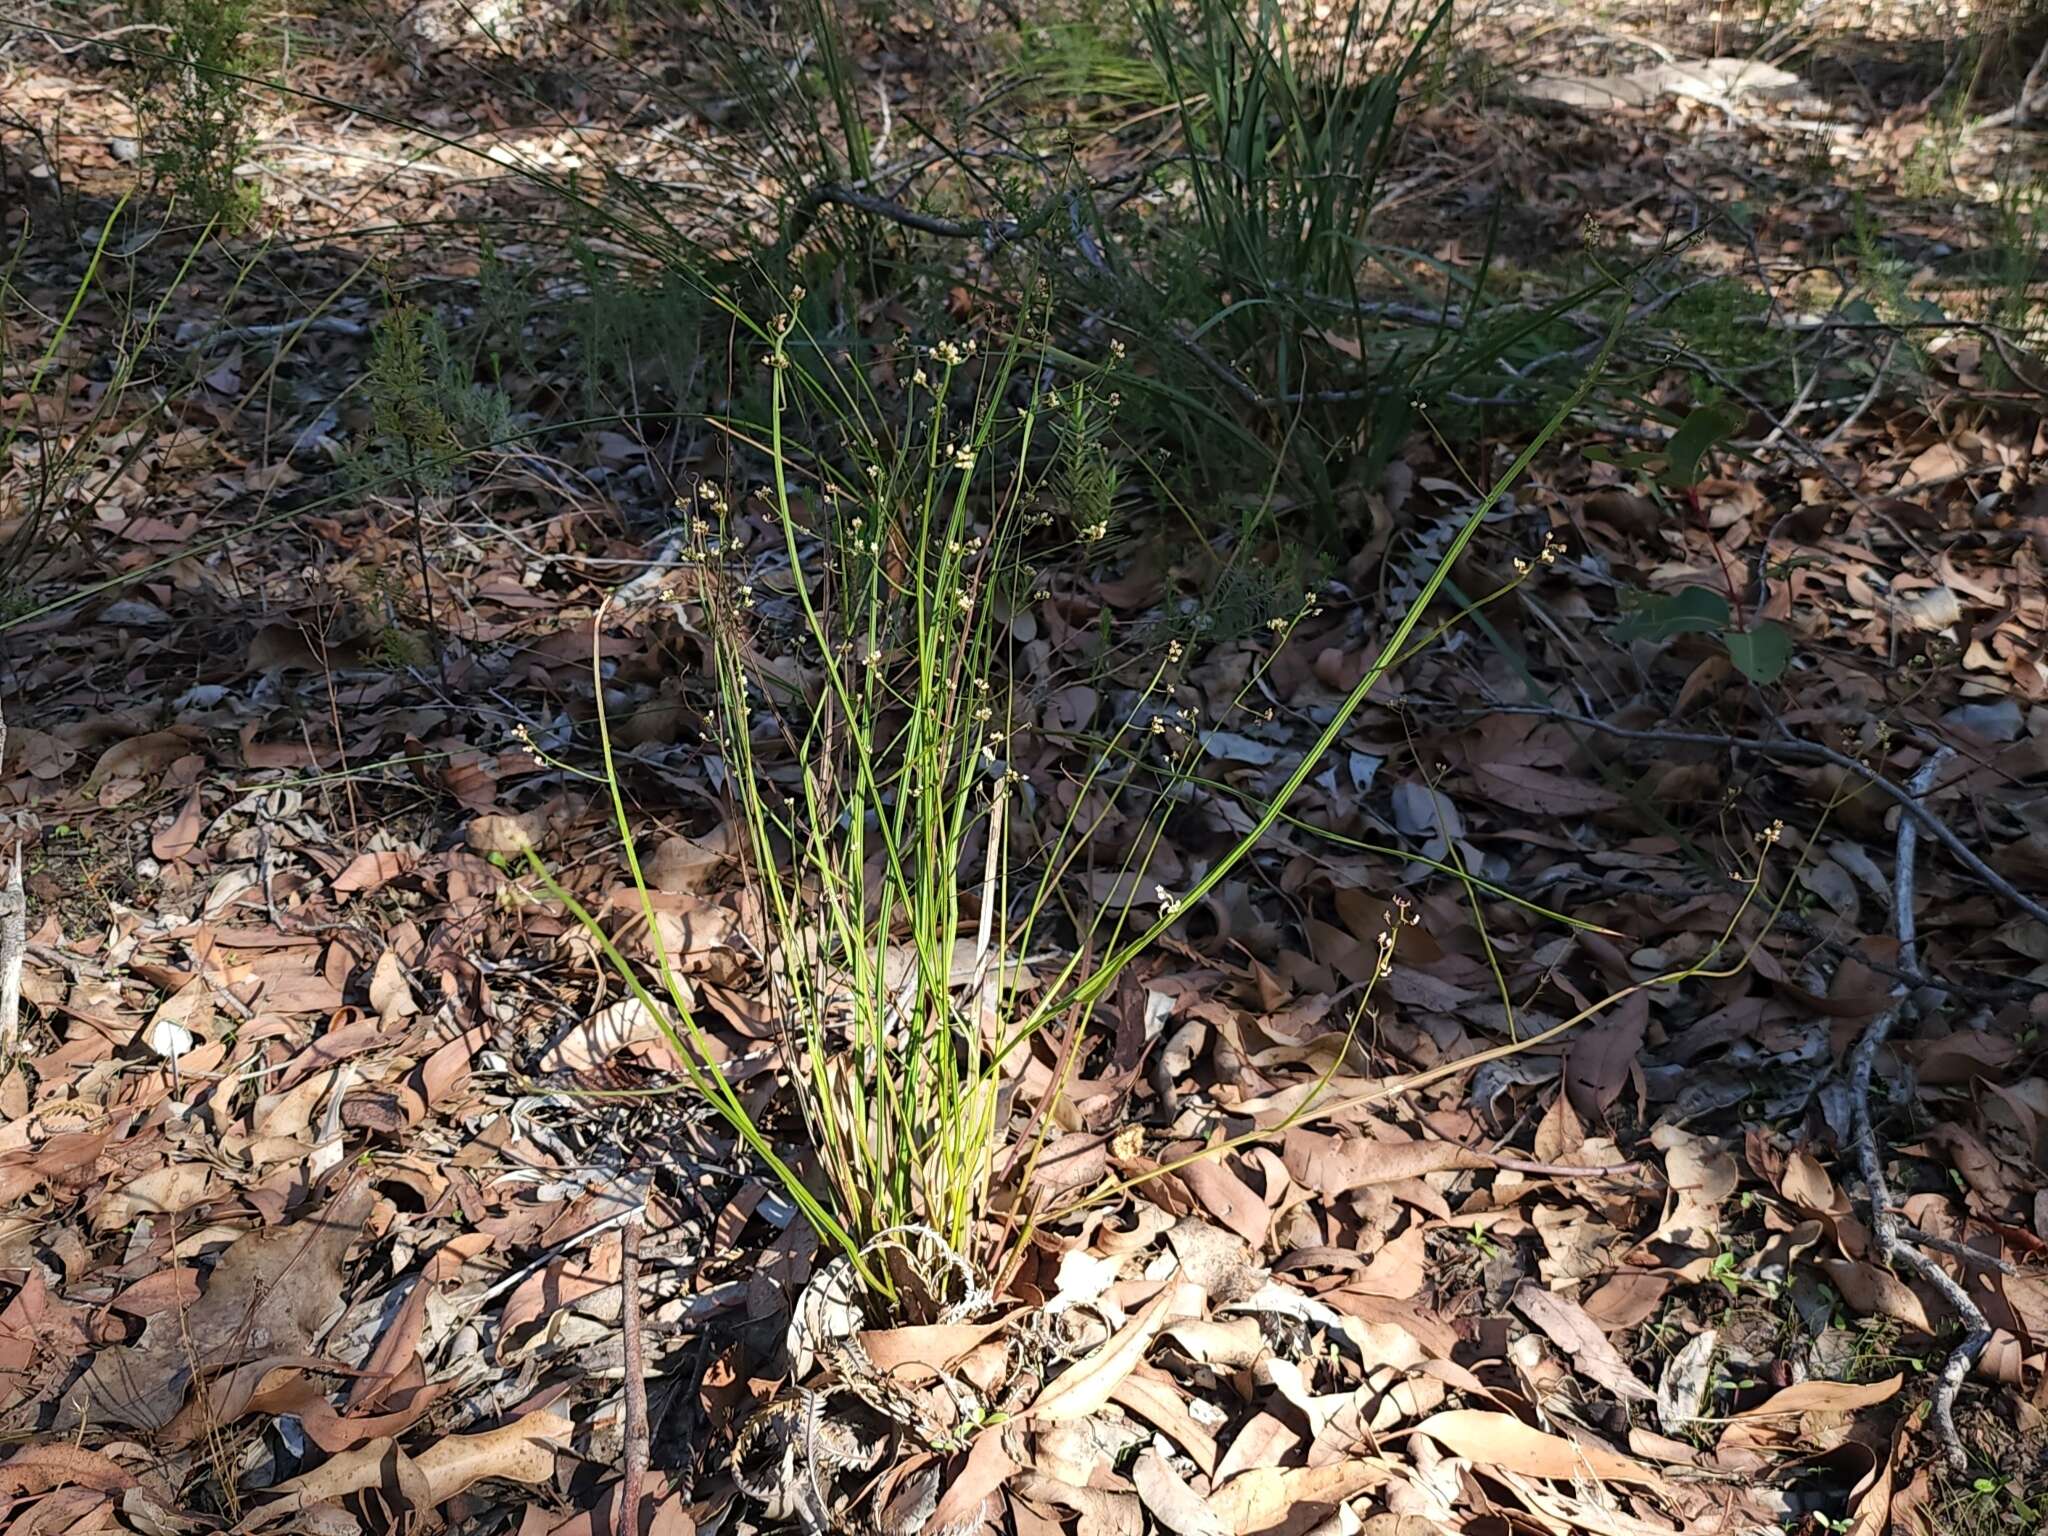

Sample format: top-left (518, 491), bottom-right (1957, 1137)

top-left (528, 289), bottom-right (1599, 1318)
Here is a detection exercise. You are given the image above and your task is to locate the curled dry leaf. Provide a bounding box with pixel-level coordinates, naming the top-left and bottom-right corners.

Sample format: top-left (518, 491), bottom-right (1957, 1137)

top-left (1725, 1374), bottom-right (1902, 1425)
top-left (368, 949), bottom-right (419, 1025)
top-left (1176, 1153), bottom-right (1270, 1249)
top-left (412, 1408), bottom-right (572, 1504)
top-left (1029, 1281), bottom-right (1194, 1422)
top-left (1108, 1366), bottom-right (1220, 1476)
top-left (539, 995), bottom-right (689, 1073)
top-left (330, 848), bottom-right (418, 896)
top-left (1013, 1473), bottom-right (1142, 1536)
top-left (467, 809), bottom-right (544, 855)
top-left (1718, 1375), bottom-right (1906, 1459)
top-left (1281, 1128), bottom-right (1490, 1197)
top-left (1648, 1123), bottom-right (1738, 1252)
top-left (649, 825), bottom-right (735, 892)
top-left (151, 786), bottom-right (204, 863)
top-left (1821, 1257), bottom-right (1934, 1332)
top-left (1160, 1316), bottom-right (1267, 1370)
top-left (926, 1428), bottom-right (1016, 1533)
top-left (1563, 991), bottom-right (1647, 1119)
top-left (0, 1443), bottom-right (138, 1495)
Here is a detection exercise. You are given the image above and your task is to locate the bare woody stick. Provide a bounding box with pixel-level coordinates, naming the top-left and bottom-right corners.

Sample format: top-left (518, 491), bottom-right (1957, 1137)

top-left (1847, 747), bottom-right (1989, 1475)
top-left (0, 696), bottom-right (24, 1059)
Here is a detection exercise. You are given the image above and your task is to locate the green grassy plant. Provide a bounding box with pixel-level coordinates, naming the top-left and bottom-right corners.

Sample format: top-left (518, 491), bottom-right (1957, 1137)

top-left (510, 280), bottom-right (1627, 1312)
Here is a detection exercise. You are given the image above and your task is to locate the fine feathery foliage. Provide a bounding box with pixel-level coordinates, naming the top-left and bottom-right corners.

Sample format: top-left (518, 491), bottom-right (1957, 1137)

top-left (136, 0), bottom-right (265, 228)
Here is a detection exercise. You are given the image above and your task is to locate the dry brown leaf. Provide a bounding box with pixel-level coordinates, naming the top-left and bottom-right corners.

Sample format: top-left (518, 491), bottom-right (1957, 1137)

top-left (1409, 1410), bottom-right (1661, 1486)
top-left (539, 996), bottom-right (688, 1074)
top-left (649, 827), bottom-right (734, 892)
top-left (468, 810), bottom-right (543, 855)
top-left (1649, 1123), bottom-right (1737, 1252)
top-left (1726, 1374), bottom-right (1903, 1422)
top-left (1160, 1316), bottom-right (1267, 1370)
top-left (368, 950), bottom-right (419, 1025)
top-left (1845, 1426), bottom-right (1897, 1536)
top-left (246, 1437), bottom-right (416, 1520)
top-left (1471, 759), bottom-right (1624, 816)
top-left (1717, 1375), bottom-right (1903, 1458)
top-left (1014, 1474), bottom-right (1141, 1536)
top-left (66, 1182), bottom-right (371, 1429)
top-left (1564, 991), bottom-right (1647, 1119)
top-left (1209, 1459), bottom-right (1386, 1536)
top-left (87, 729), bottom-right (198, 788)
top-left (1177, 1153), bottom-right (1270, 1248)
top-left (1212, 1413), bottom-right (1300, 1487)
top-left (1131, 1447), bottom-right (1227, 1536)
top-left (1821, 1258), bottom-right (1934, 1332)
top-left (331, 849), bottom-right (417, 896)
top-left (1030, 1281), bottom-right (1192, 1422)
top-left (859, 1318), bottom-right (1013, 1382)
top-left (0, 1443), bottom-right (137, 1495)
top-left (1512, 1283), bottom-right (1654, 1403)
top-left (413, 1408), bottom-right (571, 1503)
top-left (1350, 1224), bottom-right (1426, 1300)
top-left (1108, 1365), bottom-right (1220, 1476)
top-left (151, 787), bottom-right (204, 863)
top-left (1282, 1129), bottom-right (1490, 1197)
top-left (927, 1429), bottom-right (1015, 1533)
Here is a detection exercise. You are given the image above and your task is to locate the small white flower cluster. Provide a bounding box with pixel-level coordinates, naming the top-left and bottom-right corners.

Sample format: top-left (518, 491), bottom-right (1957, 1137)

top-left (1512, 533), bottom-right (1566, 577)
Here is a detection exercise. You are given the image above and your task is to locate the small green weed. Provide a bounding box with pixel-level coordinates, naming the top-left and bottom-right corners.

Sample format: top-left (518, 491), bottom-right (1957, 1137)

top-left (567, 250), bottom-right (707, 415)
top-left (136, 0), bottom-right (266, 228)
top-left (1664, 277), bottom-right (1785, 377)
top-left (1616, 584), bottom-right (1793, 686)
top-left (354, 305), bottom-right (513, 492)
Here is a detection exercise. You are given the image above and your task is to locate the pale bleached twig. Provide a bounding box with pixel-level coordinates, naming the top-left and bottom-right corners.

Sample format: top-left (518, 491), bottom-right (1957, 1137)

top-left (1847, 748), bottom-right (1989, 1475)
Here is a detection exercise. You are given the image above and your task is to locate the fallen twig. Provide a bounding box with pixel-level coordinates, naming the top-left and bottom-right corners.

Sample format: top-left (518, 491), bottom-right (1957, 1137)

top-left (1848, 748), bottom-right (1988, 1476)
top-left (0, 695), bottom-right (23, 1058)
top-left (1476, 707), bottom-right (2048, 932)
top-left (618, 1215), bottom-right (648, 1536)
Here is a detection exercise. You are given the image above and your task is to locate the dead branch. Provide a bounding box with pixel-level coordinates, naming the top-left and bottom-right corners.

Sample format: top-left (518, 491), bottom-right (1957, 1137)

top-left (618, 1215), bottom-right (648, 1536)
top-left (0, 694), bottom-right (23, 1059)
top-left (1476, 707), bottom-right (2048, 932)
top-left (1848, 748), bottom-right (1988, 1476)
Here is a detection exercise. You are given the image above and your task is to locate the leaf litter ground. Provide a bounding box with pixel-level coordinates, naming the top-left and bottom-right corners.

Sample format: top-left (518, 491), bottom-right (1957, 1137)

top-left (1, 3), bottom-right (2047, 1534)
